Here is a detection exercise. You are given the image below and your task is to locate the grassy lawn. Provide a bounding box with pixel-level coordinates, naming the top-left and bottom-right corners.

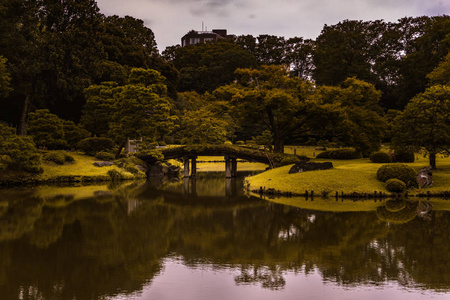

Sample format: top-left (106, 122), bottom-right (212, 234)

top-left (38, 152), bottom-right (119, 179)
top-left (246, 146), bottom-right (450, 195)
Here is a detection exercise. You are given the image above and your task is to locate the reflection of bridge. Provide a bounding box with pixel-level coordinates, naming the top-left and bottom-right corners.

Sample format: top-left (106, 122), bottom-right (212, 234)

top-left (138, 145), bottom-right (273, 178)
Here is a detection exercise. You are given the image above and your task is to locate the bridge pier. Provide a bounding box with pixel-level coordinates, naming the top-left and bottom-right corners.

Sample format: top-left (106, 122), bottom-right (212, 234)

top-left (184, 156), bottom-right (197, 178)
top-left (225, 156), bottom-right (237, 178)
top-left (184, 157), bottom-right (190, 178)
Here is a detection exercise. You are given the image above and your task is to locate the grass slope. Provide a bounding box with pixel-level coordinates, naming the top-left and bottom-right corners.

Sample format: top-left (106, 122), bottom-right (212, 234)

top-left (247, 147), bottom-right (450, 195)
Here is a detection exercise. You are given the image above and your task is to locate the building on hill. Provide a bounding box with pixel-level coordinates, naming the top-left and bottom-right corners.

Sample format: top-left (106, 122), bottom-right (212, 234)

top-left (181, 29), bottom-right (235, 46)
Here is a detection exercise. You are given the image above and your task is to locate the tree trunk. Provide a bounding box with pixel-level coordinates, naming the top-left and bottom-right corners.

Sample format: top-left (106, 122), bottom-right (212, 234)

top-left (18, 94), bottom-right (31, 136)
top-left (429, 152), bottom-right (437, 170)
top-left (273, 134), bottom-right (285, 153)
top-left (115, 141), bottom-right (127, 159)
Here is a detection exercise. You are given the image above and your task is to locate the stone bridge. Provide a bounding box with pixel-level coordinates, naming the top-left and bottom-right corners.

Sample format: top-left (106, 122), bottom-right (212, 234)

top-left (137, 145), bottom-right (278, 178)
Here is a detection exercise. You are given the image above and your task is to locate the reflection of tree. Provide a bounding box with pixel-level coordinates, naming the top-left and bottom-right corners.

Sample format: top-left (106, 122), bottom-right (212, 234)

top-left (235, 265), bottom-right (286, 290)
top-left (1, 184), bottom-right (450, 298)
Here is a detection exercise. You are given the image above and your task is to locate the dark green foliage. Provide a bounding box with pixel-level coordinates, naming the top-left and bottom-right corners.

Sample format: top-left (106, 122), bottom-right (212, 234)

top-left (27, 109), bottom-right (67, 149)
top-left (376, 164), bottom-right (418, 188)
top-left (114, 156), bottom-right (146, 175)
top-left (393, 148), bottom-right (415, 163)
top-left (163, 40), bottom-right (257, 93)
top-left (316, 149), bottom-right (362, 160)
top-left (0, 55), bottom-right (12, 98)
top-left (95, 151), bottom-right (115, 161)
top-left (107, 169), bottom-right (122, 181)
top-left (62, 120), bottom-right (91, 149)
top-left (76, 137), bottom-right (115, 156)
top-left (235, 141), bottom-right (245, 146)
top-left (43, 151), bottom-right (74, 165)
top-left (370, 151), bottom-right (393, 163)
top-left (0, 124), bottom-right (43, 173)
top-left (385, 179), bottom-right (407, 193)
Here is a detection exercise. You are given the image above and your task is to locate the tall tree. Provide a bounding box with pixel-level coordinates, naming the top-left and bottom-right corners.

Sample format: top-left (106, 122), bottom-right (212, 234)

top-left (392, 85), bottom-right (450, 169)
top-left (0, 0), bottom-right (105, 131)
top-left (163, 40), bottom-right (257, 93)
top-left (214, 65), bottom-right (313, 153)
top-left (81, 68), bottom-right (177, 157)
top-left (307, 78), bottom-right (386, 156)
top-left (396, 16), bottom-right (450, 108)
top-left (313, 20), bottom-right (386, 86)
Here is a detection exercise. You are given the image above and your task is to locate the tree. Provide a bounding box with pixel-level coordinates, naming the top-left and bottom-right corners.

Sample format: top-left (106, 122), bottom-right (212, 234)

top-left (27, 109), bottom-right (67, 149)
top-left (0, 0), bottom-right (105, 131)
top-left (81, 68), bottom-right (178, 158)
top-left (163, 40), bottom-right (257, 93)
top-left (392, 85), bottom-right (450, 169)
top-left (215, 65), bottom-right (313, 153)
top-left (427, 52), bottom-right (450, 86)
top-left (180, 108), bottom-right (229, 145)
top-left (396, 16), bottom-right (450, 108)
top-left (308, 78), bottom-right (386, 156)
top-left (313, 20), bottom-right (385, 86)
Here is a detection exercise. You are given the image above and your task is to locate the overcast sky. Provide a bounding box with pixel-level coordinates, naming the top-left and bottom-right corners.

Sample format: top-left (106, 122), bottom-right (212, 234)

top-left (95, 0), bottom-right (450, 52)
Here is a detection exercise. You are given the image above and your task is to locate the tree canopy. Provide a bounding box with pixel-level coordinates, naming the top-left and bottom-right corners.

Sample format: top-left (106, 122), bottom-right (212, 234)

top-left (393, 85), bottom-right (450, 169)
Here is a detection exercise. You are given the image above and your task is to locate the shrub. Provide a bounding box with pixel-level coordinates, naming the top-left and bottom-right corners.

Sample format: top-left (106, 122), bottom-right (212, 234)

top-left (316, 149), bottom-right (362, 160)
top-left (0, 124), bottom-right (43, 174)
top-left (370, 151), bottom-right (393, 163)
top-left (385, 179), bottom-right (407, 193)
top-left (43, 151), bottom-right (65, 165)
top-left (76, 137), bottom-right (115, 156)
top-left (107, 169), bottom-right (122, 181)
top-left (376, 164), bottom-right (418, 188)
top-left (224, 141), bottom-right (233, 146)
top-left (95, 151), bottom-right (114, 161)
top-left (316, 150), bottom-right (331, 159)
top-left (235, 140), bottom-right (245, 146)
top-left (42, 151), bottom-right (74, 165)
top-left (393, 148), bottom-right (415, 163)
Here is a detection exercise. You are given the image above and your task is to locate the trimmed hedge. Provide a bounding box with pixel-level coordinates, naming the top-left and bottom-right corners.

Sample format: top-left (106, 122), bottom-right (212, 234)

top-left (95, 151), bottom-right (114, 161)
top-left (370, 151), bottom-right (393, 163)
top-left (316, 149), bottom-right (362, 160)
top-left (385, 178), bottom-right (407, 193)
top-left (376, 164), bottom-right (418, 188)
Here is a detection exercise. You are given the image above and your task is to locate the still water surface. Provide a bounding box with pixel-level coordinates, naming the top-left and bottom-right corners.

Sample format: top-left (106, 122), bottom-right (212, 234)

top-left (0, 172), bottom-right (449, 300)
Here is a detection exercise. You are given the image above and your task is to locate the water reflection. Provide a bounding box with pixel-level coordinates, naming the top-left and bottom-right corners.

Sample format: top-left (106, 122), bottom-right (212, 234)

top-left (0, 174), bottom-right (449, 300)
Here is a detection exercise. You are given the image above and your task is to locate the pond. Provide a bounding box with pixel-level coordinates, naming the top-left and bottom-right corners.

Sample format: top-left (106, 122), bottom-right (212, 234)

top-left (0, 171), bottom-right (449, 300)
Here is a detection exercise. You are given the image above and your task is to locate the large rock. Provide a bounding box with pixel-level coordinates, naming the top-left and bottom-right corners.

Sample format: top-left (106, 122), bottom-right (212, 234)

top-left (93, 161), bottom-right (114, 167)
top-left (289, 161), bottom-right (333, 174)
top-left (417, 166), bottom-right (433, 188)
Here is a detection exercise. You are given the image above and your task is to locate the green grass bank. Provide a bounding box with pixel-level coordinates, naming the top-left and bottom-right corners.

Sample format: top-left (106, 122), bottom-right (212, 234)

top-left (246, 147), bottom-right (450, 196)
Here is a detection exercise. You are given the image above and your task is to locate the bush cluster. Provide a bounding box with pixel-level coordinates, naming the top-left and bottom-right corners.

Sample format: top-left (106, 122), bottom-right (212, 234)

top-left (376, 164), bottom-right (418, 188)
top-left (76, 137), bottom-right (115, 156)
top-left (43, 151), bottom-right (75, 165)
top-left (385, 179), bottom-right (407, 193)
top-left (393, 148), bottom-right (415, 163)
top-left (370, 151), bottom-right (393, 163)
top-left (316, 149), bottom-right (362, 160)
top-left (95, 151), bottom-right (115, 161)
top-left (0, 124), bottom-right (43, 174)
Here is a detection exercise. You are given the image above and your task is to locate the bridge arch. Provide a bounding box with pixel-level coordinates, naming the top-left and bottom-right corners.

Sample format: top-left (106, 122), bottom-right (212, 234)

top-left (137, 145), bottom-right (276, 178)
